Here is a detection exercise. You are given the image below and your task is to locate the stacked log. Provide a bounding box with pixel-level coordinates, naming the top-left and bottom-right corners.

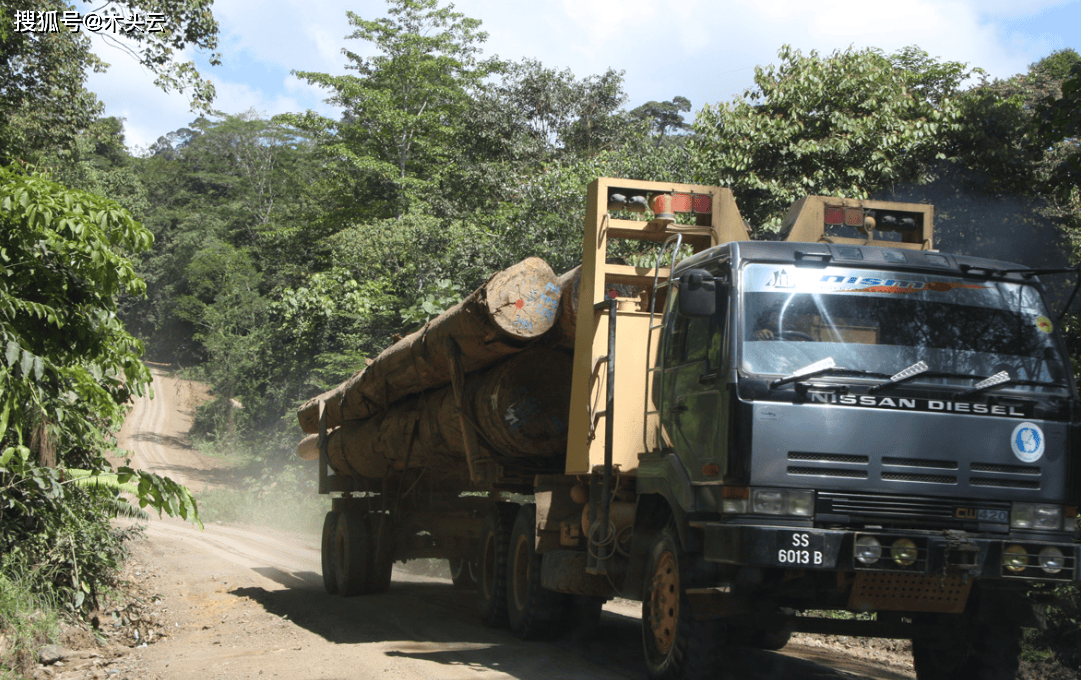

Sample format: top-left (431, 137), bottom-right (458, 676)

top-left (552, 266), bottom-right (581, 349)
top-left (296, 257), bottom-right (561, 434)
top-left (299, 348), bottom-right (572, 480)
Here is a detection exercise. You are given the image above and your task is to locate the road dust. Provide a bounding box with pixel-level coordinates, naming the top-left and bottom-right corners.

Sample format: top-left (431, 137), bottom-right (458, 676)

top-left (41, 365), bottom-right (923, 680)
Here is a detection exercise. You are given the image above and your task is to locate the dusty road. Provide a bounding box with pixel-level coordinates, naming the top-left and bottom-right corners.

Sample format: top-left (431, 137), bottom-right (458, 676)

top-left (98, 366), bottom-right (916, 680)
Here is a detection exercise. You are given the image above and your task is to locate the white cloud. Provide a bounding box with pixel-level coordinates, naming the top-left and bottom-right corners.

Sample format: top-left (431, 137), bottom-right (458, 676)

top-left (81, 30), bottom-right (197, 151)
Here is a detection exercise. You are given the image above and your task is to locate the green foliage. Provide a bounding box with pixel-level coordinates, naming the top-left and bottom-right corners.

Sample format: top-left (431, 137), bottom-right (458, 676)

top-left (288, 0), bottom-right (500, 216)
top-left (630, 96), bottom-right (692, 138)
top-left (693, 45), bottom-right (975, 231)
top-left (0, 166), bottom-right (200, 616)
top-left (1039, 58), bottom-right (1081, 210)
top-left (0, 164), bottom-right (152, 449)
top-left (0, 563), bottom-right (60, 677)
top-left (0, 0), bottom-right (220, 162)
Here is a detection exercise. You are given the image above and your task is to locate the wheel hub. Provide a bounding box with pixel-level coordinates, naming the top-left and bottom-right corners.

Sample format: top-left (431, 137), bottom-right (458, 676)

top-left (649, 551), bottom-right (679, 655)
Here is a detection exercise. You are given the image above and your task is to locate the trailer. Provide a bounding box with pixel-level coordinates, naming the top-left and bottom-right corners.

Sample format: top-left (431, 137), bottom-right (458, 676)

top-left (302, 177), bottom-right (1081, 680)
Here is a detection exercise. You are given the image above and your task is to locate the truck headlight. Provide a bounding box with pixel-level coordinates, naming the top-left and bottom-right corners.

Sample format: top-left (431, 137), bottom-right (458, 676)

top-left (1011, 503), bottom-right (1063, 531)
top-left (1039, 546), bottom-right (1065, 575)
top-left (855, 535), bottom-right (882, 565)
top-left (891, 538), bottom-right (918, 566)
top-left (786, 490), bottom-right (815, 517)
top-left (1002, 544), bottom-right (1029, 573)
top-left (749, 488), bottom-right (815, 517)
top-left (752, 489), bottom-right (785, 515)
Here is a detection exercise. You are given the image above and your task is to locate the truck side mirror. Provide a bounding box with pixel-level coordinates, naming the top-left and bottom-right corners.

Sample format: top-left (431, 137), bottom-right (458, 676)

top-left (678, 269), bottom-right (715, 317)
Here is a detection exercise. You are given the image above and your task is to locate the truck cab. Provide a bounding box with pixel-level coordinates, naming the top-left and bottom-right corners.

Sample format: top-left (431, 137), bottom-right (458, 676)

top-left (635, 194), bottom-right (1081, 680)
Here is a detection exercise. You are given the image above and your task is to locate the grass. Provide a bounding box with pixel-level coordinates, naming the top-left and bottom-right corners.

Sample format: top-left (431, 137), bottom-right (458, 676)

top-left (0, 566), bottom-right (61, 680)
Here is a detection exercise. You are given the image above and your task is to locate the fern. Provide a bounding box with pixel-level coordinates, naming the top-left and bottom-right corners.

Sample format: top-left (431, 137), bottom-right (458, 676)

top-left (64, 468), bottom-right (139, 494)
top-left (62, 469), bottom-right (149, 520)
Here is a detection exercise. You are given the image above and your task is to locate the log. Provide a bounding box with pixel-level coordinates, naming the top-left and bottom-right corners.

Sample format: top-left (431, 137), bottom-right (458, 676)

top-left (551, 263), bottom-right (637, 349)
top-left (297, 257), bottom-right (561, 434)
top-left (314, 348), bottom-right (572, 480)
top-left (297, 432), bottom-right (320, 461)
top-left (553, 266), bottom-right (581, 349)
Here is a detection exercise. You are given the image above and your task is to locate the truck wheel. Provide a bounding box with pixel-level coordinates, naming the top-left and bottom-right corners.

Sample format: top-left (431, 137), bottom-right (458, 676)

top-left (912, 614), bottom-right (1021, 680)
top-left (365, 512), bottom-right (394, 594)
top-left (476, 502), bottom-right (519, 628)
top-left (321, 511), bottom-right (340, 595)
top-left (333, 510), bottom-right (370, 596)
top-left (507, 503), bottom-right (569, 640)
top-left (449, 558), bottom-right (477, 589)
top-left (642, 525), bottom-right (725, 680)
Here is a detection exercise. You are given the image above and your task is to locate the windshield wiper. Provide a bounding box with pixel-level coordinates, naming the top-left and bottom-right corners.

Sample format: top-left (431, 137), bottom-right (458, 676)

top-left (769, 357), bottom-right (890, 389)
top-left (956, 374), bottom-right (1069, 398)
top-left (868, 361), bottom-right (929, 394)
top-left (955, 371), bottom-right (1013, 398)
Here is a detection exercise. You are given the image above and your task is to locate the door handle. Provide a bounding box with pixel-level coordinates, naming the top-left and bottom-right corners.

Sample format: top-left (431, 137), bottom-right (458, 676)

top-left (668, 404), bottom-right (688, 414)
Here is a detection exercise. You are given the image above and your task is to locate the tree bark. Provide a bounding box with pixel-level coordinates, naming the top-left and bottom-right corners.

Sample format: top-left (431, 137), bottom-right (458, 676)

top-left (297, 257), bottom-right (562, 434)
top-left (304, 348), bottom-right (572, 481)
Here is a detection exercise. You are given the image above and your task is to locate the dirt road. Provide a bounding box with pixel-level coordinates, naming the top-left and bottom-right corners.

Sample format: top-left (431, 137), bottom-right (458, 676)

top-left (97, 366), bottom-right (916, 680)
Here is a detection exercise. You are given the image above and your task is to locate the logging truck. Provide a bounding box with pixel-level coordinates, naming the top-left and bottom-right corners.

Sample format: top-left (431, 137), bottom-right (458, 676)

top-left (298, 177), bottom-right (1081, 680)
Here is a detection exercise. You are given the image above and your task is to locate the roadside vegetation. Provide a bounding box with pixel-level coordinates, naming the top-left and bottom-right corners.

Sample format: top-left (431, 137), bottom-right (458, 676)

top-left (2, 0), bottom-right (1081, 675)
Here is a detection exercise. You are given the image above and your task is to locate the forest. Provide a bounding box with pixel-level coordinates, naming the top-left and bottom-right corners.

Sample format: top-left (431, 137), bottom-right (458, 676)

top-left (1, 0), bottom-right (1081, 671)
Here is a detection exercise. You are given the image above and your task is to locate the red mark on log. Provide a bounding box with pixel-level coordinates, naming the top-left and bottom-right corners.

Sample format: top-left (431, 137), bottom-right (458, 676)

top-left (515, 299), bottom-right (525, 309)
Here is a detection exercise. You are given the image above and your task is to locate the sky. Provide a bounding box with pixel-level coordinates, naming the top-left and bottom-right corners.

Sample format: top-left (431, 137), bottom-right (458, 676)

top-left (74, 0), bottom-right (1081, 152)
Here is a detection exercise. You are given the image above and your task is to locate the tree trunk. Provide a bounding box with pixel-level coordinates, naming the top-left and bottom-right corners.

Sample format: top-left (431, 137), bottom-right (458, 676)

top-left (297, 257), bottom-right (561, 434)
top-left (303, 348), bottom-right (572, 481)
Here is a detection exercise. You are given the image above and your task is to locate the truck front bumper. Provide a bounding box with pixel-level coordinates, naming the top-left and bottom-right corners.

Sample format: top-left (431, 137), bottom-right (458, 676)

top-left (692, 522), bottom-right (1081, 582)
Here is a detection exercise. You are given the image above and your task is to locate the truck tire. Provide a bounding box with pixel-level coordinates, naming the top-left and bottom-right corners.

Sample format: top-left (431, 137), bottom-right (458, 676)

top-left (476, 502), bottom-right (519, 628)
top-left (912, 614), bottom-right (1021, 680)
top-left (641, 525), bottom-right (726, 680)
top-left (365, 512), bottom-right (394, 594)
top-left (449, 558), bottom-right (477, 589)
top-left (365, 512), bottom-right (395, 592)
top-left (333, 510), bottom-right (370, 597)
top-left (507, 503), bottom-right (569, 640)
top-left (321, 511), bottom-right (340, 595)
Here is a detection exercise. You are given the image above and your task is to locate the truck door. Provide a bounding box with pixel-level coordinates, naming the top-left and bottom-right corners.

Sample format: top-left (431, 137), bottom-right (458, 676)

top-left (659, 266), bottom-right (730, 479)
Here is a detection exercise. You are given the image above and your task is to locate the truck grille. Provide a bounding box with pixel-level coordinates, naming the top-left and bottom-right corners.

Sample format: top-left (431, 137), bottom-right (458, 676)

top-left (817, 491), bottom-right (1011, 529)
top-left (786, 452), bottom-right (1041, 492)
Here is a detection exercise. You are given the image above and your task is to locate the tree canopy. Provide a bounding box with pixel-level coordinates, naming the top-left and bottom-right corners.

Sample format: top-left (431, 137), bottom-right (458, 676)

top-left (0, 0), bottom-right (220, 162)
top-left (692, 45), bottom-right (976, 231)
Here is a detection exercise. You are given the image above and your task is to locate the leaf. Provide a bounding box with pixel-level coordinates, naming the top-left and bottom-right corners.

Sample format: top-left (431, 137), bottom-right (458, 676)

top-left (5, 341), bottom-right (18, 367)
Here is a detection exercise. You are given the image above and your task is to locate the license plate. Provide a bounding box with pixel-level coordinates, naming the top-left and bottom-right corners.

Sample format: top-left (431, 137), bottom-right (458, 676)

top-left (775, 531), bottom-right (825, 567)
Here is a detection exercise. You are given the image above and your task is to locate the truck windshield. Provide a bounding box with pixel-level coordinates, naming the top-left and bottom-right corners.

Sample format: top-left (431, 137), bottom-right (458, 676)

top-left (740, 263), bottom-right (1070, 395)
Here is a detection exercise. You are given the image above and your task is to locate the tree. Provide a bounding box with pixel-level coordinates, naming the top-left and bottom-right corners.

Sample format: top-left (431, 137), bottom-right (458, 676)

top-left (1040, 58), bottom-right (1081, 208)
top-left (692, 45), bottom-right (975, 230)
top-left (289, 0), bottom-right (499, 216)
top-left (0, 164), bottom-right (198, 612)
top-left (630, 96), bottom-right (692, 138)
top-left (0, 0), bottom-right (220, 162)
